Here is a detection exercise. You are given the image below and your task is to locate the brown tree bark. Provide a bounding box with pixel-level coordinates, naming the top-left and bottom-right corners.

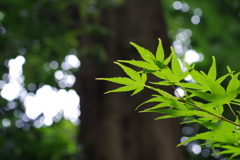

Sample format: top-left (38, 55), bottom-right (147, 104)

top-left (76, 0), bottom-right (184, 160)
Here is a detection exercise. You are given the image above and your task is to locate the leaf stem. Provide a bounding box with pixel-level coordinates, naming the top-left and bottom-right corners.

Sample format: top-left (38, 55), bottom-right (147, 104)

top-left (146, 65), bottom-right (240, 127)
top-left (227, 103), bottom-right (238, 119)
top-left (188, 100), bottom-right (240, 127)
top-left (145, 83), bottom-right (240, 127)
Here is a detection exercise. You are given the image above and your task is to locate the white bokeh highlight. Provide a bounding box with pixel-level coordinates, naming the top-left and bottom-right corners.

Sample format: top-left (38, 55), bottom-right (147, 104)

top-left (8, 55), bottom-right (25, 78)
top-left (191, 15), bottom-right (200, 25)
top-left (65, 55), bottom-right (81, 68)
top-left (24, 85), bottom-right (80, 126)
top-left (185, 50), bottom-right (200, 64)
top-left (1, 80), bottom-right (22, 101)
top-left (1, 56), bottom-right (25, 101)
top-left (192, 144), bottom-right (201, 155)
top-left (174, 87), bottom-right (185, 97)
top-left (0, 53), bottom-right (81, 127)
top-left (173, 1), bottom-right (182, 10)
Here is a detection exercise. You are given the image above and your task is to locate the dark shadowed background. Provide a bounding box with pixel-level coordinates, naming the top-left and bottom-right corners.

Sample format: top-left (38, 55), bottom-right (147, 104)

top-left (0, 0), bottom-right (240, 159)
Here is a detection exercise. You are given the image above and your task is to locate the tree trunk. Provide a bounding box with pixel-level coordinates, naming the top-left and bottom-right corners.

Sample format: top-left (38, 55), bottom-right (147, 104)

top-left (76, 0), bottom-right (184, 160)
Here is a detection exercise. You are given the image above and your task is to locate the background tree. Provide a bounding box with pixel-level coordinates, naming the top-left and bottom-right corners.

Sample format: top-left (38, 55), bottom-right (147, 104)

top-left (77, 0), bottom-right (183, 159)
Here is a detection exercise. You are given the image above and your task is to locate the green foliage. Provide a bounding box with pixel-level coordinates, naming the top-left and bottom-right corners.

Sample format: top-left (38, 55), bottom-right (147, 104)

top-left (0, 1), bottom-right (80, 158)
top-left (97, 39), bottom-right (240, 159)
top-left (0, 119), bottom-right (79, 160)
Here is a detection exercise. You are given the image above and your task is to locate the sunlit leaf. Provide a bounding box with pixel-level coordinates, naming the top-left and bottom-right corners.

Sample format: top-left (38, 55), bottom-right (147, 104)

top-left (198, 102), bottom-right (222, 116)
top-left (150, 81), bottom-right (175, 86)
top-left (188, 118), bottom-right (219, 130)
top-left (177, 82), bottom-right (202, 89)
top-left (131, 86), bottom-right (144, 96)
top-left (185, 63), bottom-right (209, 90)
top-left (104, 85), bottom-right (137, 94)
top-left (163, 53), bottom-right (173, 65)
top-left (216, 74), bottom-right (229, 84)
top-left (208, 80), bottom-right (226, 98)
top-left (219, 146), bottom-right (240, 158)
top-left (141, 73), bottom-right (147, 83)
top-left (115, 62), bottom-right (141, 81)
top-left (142, 109), bottom-right (210, 118)
top-left (169, 99), bottom-right (189, 110)
top-left (155, 115), bottom-right (180, 120)
top-left (156, 38), bottom-right (164, 62)
top-left (226, 73), bottom-right (240, 101)
top-left (154, 61), bottom-right (178, 81)
top-left (186, 89), bottom-right (226, 105)
top-left (227, 66), bottom-right (233, 74)
top-left (118, 60), bottom-right (158, 70)
top-left (177, 131), bottom-right (215, 146)
top-left (99, 39), bottom-right (240, 159)
top-left (144, 102), bottom-right (171, 111)
top-left (96, 77), bottom-right (135, 85)
top-left (171, 47), bottom-right (181, 79)
top-left (153, 70), bottom-right (168, 80)
top-left (208, 56), bottom-right (217, 81)
top-left (136, 95), bottom-right (165, 110)
top-left (130, 42), bottom-right (155, 64)
top-left (180, 70), bottom-right (189, 80)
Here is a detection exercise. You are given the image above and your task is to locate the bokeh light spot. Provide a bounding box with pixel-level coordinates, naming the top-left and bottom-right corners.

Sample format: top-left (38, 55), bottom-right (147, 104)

top-left (173, 40), bottom-right (183, 54)
top-left (69, 48), bottom-right (77, 55)
top-left (15, 119), bottom-right (24, 128)
top-left (191, 15), bottom-right (200, 25)
top-left (201, 148), bottom-right (210, 157)
top-left (181, 3), bottom-right (189, 12)
top-left (8, 101), bottom-right (17, 109)
top-left (184, 50), bottom-right (200, 64)
top-left (14, 109), bottom-right (22, 118)
top-left (22, 123), bottom-right (30, 131)
top-left (61, 62), bottom-right (71, 70)
top-left (2, 118), bottom-right (11, 127)
top-left (18, 47), bottom-right (26, 55)
top-left (44, 63), bottom-right (51, 72)
top-left (182, 126), bottom-right (194, 135)
top-left (65, 55), bottom-right (81, 68)
top-left (33, 118), bottom-right (43, 128)
top-left (192, 144), bottom-right (201, 155)
top-left (58, 80), bottom-right (67, 88)
top-left (0, 80), bottom-right (6, 89)
top-left (1, 81), bottom-right (22, 101)
top-left (22, 114), bottom-right (30, 122)
top-left (23, 84), bottom-right (80, 125)
top-left (212, 149), bottom-right (221, 158)
top-left (8, 55), bottom-right (25, 79)
top-left (50, 61), bottom-right (59, 69)
top-left (2, 73), bottom-right (9, 81)
top-left (20, 9), bottom-right (29, 18)
top-left (173, 1), bottom-right (182, 10)
top-left (0, 12), bottom-right (4, 21)
top-left (180, 136), bottom-right (189, 146)
top-left (194, 8), bottom-right (203, 17)
top-left (54, 70), bottom-right (64, 80)
top-left (19, 89), bottom-right (28, 101)
top-left (0, 26), bottom-right (6, 35)
top-left (44, 117), bottom-right (53, 126)
top-left (174, 87), bottom-right (185, 97)
top-left (184, 29), bottom-right (192, 37)
top-left (28, 83), bottom-right (36, 92)
top-left (184, 75), bottom-right (193, 81)
top-left (65, 75), bottom-right (76, 87)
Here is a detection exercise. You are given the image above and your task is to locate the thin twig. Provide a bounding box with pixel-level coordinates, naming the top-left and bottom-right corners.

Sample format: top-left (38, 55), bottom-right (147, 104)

top-left (144, 66), bottom-right (240, 127)
top-left (227, 103), bottom-right (238, 119)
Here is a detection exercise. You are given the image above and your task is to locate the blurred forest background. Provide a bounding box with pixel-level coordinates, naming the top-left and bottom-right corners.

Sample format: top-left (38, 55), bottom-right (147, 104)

top-left (0, 0), bottom-right (240, 160)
